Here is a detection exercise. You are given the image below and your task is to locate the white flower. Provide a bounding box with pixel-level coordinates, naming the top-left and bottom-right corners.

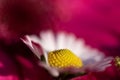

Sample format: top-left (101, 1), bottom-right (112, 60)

top-left (21, 30), bottom-right (113, 77)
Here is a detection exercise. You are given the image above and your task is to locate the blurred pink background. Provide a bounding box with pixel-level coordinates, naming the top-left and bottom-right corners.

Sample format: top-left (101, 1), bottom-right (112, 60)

top-left (0, 0), bottom-right (120, 80)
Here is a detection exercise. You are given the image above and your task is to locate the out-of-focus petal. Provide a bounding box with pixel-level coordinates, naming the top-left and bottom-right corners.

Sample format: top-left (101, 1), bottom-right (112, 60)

top-left (56, 31), bottom-right (67, 49)
top-left (21, 35), bottom-right (43, 59)
top-left (40, 30), bottom-right (56, 51)
top-left (84, 57), bottom-right (113, 72)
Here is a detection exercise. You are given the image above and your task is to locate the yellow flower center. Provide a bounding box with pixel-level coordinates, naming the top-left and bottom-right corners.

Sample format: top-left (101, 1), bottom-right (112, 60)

top-left (115, 56), bottom-right (120, 68)
top-left (48, 49), bottom-right (83, 69)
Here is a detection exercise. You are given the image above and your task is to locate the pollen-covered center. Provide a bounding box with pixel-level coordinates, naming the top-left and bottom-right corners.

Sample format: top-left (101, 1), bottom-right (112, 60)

top-left (48, 49), bottom-right (83, 69)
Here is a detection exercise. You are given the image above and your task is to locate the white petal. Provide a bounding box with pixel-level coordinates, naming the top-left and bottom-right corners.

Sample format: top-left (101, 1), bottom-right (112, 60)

top-left (95, 57), bottom-right (113, 69)
top-left (80, 46), bottom-right (104, 62)
top-left (65, 33), bottom-right (76, 50)
top-left (29, 35), bottom-right (42, 44)
top-left (39, 62), bottom-right (59, 77)
top-left (96, 64), bottom-right (111, 71)
top-left (21, 35), bottom-right (42, 59)
top-left (56, 31), bottom-right (67, 49)
top-left (72, 39), bottom-right (86, 57)
top-left (65, 33), bottom-right (84, 55)
top-left (21, 35), bottom-right (32, 48)
top-left (40, 30), bottom-right (56, 51)
top-left (84, 57), bottom-right (113, 72)
top-left (31, 42), bottom-right (43, 59)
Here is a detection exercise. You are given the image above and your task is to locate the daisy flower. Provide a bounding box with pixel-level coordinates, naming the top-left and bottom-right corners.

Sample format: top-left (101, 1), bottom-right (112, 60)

top-left (21, 30), bottom-right (113, 77)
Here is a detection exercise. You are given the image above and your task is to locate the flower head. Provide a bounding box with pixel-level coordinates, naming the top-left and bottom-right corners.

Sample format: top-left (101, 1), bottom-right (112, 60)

top-left (21, 30), bottom-right (113, 77)
top-left (114, 56), bottom-right (120, 69)
top-left (48, 49), bottom-right (83, 69)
